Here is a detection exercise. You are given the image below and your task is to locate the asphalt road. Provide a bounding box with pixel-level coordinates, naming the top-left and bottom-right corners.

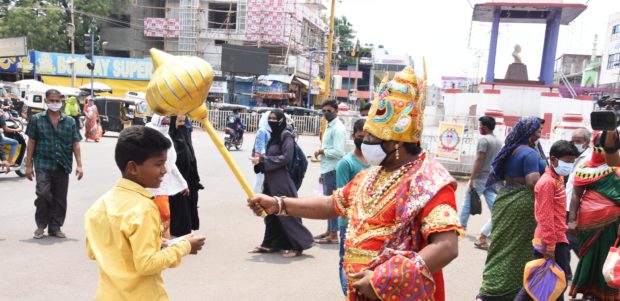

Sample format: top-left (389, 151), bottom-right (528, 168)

top-left (0, 130), bottom-right (576, 300)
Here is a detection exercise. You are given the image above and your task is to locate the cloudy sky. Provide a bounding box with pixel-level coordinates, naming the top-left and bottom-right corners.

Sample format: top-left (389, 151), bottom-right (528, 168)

top-left (330, 0), bottom-right (619, 85)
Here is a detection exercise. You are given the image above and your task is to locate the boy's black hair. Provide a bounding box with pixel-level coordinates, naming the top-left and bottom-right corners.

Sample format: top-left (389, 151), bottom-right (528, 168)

top-left (479, 116), bottom-right (496, 131)
top-left (361, 103), bottom-right (372, 112)
top-left (550, 140), bottom-right (579, 159)
top-left (322, 99), bottom-right (339, 111)
top-left (353, 118), bottom-right (366, 134)
top-left (403, 142), bottom-right (423, 156)
top-left (115, 126), bottom-right (171, 172)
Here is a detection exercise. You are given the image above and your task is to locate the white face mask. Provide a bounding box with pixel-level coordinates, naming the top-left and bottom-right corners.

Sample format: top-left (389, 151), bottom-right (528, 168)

top-left (574, 143), bottom-right (586, 154)
top-left (47, 102), bottom-right (62, 112)
top-left (553, 159), bottom-right (575, 176)
top-left (361, 142), bottom-right (387, 166)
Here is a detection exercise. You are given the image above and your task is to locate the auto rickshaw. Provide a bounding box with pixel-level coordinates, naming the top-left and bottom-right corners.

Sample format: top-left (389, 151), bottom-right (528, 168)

top-left (95, 97), bottom-right (147, 135)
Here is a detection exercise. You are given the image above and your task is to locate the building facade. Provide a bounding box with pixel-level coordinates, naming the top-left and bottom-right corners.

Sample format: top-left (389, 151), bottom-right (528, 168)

top-left (599, 11), bottom-right (620, 93)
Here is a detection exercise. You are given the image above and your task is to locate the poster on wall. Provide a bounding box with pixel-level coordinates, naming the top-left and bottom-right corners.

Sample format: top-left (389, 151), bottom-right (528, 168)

top-left (434, 122), bottom-right (465, 161)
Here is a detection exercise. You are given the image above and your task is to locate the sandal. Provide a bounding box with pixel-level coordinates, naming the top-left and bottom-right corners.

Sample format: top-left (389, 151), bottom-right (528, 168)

top-left (248, 246), bottom-right (275, 254)
top-left (49, 231), bottom-right (66, 238)
top-left (313, 232), bottom-right (329, 240)
top-left (282, 250), bottom-right (302, 258)
top-left (315, 237), bottom-right (339, 244)
top-left (33, 228), bottom-right (45, 239)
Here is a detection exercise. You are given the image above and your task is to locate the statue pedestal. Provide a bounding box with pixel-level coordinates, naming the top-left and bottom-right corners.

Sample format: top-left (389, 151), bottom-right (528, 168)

top-left (505, 63), bottom-right (529, 81)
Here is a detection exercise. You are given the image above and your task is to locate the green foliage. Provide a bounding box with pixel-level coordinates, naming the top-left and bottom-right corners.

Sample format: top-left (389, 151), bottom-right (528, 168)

top-left (0, 0), bottom-right (130, 53)
top-left (334, 16), bottom-right (355, 52)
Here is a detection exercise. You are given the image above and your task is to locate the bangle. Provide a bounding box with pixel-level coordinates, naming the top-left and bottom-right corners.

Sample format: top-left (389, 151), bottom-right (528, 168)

top-left (280, 196), bottom-right (288, 216)
top-left (274, 196), bottom-right (282, 215)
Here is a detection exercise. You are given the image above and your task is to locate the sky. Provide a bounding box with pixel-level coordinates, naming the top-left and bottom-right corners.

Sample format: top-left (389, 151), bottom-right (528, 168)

top-left (330, 0), bottom-right (620, 85)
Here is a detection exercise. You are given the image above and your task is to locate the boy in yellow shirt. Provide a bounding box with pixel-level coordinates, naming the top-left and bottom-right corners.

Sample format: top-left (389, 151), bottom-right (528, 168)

top-left (85, 126), bottom-right (205, 301)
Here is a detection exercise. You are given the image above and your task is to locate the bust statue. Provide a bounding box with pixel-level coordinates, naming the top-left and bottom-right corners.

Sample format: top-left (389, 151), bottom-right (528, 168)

top-left (512, 44), bottom-right (522, 64)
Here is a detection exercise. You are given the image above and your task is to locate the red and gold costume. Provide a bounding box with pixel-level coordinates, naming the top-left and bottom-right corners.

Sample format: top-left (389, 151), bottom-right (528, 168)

top-left (332, 66), bottom-right (463, 301)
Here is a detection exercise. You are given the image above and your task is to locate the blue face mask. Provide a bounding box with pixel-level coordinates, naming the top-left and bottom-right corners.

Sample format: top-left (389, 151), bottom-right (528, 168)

top-left (553, 159), bottom-right (574, 176)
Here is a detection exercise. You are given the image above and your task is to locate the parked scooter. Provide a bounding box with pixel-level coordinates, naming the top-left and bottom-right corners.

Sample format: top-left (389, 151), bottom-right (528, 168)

top-left (1, 110), bottom-right (27, 177)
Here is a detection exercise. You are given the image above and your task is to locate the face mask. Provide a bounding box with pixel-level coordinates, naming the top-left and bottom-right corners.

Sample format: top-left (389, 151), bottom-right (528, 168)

top-left (575, 143), bottom-right (586, 154)
top-left (324, 111), bottom-right (335, 122)
top-left (479, 128), bottom-right (485, 135)
top-left (47, 102), bottom-right (62, 112)
top-left (268, 121), bottom-right (280, 131)
top-left (361, 142), bottom-right (387, 166)
top-left (553, 159), bottom-right (574, 176)
top-left (354, 138), bottom-right (363, 150)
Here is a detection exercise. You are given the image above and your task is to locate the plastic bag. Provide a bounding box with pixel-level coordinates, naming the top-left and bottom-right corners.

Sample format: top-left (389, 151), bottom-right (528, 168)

top-left (470, 189), bottom-right (482, 215)
top-left (603, 238), bottom-right (620, 289)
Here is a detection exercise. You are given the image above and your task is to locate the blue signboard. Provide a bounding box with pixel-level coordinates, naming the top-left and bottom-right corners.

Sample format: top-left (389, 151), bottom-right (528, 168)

top-left (0, 50), bottom-right (36, 74)
top-left (34, 51), bottom-right (154, 81)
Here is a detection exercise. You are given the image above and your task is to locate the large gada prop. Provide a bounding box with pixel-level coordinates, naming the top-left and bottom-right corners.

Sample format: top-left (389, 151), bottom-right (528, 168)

top-left (146, 48), bottom-right (263, 215)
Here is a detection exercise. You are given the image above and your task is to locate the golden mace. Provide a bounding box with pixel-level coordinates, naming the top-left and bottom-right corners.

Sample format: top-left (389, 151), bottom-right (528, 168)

top-left (146, 49), bottom-right (264, 216)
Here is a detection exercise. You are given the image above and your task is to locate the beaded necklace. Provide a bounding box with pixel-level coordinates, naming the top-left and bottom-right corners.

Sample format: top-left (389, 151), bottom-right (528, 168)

top-left (351, 158), bottom-right (421, 235)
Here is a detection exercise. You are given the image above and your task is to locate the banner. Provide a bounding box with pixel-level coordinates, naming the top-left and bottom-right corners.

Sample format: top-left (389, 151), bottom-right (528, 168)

top-left (0, 50), bottom-right (35, 74)
top-left (35, 51), bottom-right (154, 81)
top-left (435, 122), bottom-right (465, 161)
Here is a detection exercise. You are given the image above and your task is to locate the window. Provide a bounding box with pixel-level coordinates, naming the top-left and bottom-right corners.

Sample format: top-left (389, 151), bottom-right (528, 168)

top-left (208, 3), bottom-right (237, 30)
top-left (608, 53), bottom-right (620, 69)
top-left (612, 25), bottom-right (620, 41)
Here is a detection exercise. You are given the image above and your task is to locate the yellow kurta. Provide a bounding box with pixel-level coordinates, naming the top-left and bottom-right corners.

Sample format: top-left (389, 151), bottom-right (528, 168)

top-left (85, 178), bottom-right (191, 301)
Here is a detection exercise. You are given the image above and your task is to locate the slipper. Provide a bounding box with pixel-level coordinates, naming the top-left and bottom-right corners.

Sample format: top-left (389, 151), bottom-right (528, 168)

top-left (315, 237), bottom-right (339, 244)
top-left (474, 241), bottom-right (489, 250)
top-left (282, 250), bottom-right (302, 258)
top-left (248, 246), bottom-right (275, 254)
top-left (313, 232), bottom-right (330, 239)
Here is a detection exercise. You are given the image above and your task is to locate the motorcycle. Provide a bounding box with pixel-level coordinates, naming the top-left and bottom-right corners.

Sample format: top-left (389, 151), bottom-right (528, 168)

top-left (224, 127), bottom-right (243, 151)
top-left (1, 110), bottom-right (27, 177)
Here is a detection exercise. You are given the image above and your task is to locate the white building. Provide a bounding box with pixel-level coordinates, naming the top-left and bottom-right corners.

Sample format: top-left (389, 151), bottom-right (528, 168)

top-left (599, 11), bottom-right (620, 91)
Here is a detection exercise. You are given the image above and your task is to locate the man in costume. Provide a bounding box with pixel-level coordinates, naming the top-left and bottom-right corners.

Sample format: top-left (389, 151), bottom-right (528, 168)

top-left (249, 65), bottom-right (462, 301)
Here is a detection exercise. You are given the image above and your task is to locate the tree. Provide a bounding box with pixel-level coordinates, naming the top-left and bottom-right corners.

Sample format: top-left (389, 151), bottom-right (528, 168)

top-left (0, 0), bottom-right (130, 53)
top-left (334, 16), bottom-right (355, 52)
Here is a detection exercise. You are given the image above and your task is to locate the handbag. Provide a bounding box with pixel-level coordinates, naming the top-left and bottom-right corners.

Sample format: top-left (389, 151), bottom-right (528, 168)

top-left (470, 189), bottom-right (482, 215)
top-left (603, 237), bottom-right (620, 288)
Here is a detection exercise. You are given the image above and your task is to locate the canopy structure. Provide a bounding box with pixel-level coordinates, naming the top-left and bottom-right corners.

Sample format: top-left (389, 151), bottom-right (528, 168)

top-left (473, 1), bottom-right (587, 85)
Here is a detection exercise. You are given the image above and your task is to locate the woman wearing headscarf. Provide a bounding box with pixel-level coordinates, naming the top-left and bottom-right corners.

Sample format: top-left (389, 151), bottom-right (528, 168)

top-left (252, 111), bottom-right (271, 193)
top-left (83, 97), bottom-right (100, 142)
top-left (477, 116), bottom-right (548, 301)
top-left (145, 114), bottom-right (188, 238)
top-left (568, 132), bottom-right (620, 301)
top-left (169, 115), bottom-right (203, 237)
top-left (250, 109), bottom-right (313, 257)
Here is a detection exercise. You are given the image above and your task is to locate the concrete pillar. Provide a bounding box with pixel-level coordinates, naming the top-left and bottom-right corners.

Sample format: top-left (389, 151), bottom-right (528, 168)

top-left (540, 9), bottom-right (561, 85)
top-left (485, 7), bottom-right (501, 83)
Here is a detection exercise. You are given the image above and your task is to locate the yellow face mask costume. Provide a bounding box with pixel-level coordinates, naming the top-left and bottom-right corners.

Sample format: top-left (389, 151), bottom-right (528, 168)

top-left (364, 62), bottom-right (427, 144)
top-left (146, 48), bottom-right (214, 120)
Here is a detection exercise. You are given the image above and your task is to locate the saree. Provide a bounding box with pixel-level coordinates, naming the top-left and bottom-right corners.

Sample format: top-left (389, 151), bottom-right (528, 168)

top-left (84, 103), bottom-right (100, 141)
top-left (570, 164), bottom-right (620, 301)
top-left (479, 186), bottom-right (537, 300)
top-left (334, 154), bottom-right (462, 301)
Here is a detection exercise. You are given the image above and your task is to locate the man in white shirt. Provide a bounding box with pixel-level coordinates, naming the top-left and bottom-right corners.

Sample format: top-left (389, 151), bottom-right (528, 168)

top-left (564, 128), bottom-right (592, 279)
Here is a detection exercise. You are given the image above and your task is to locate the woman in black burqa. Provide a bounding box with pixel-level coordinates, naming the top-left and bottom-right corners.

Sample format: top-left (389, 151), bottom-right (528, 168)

top-left (169, 115), bottom-right (203, 237)
top-left (250, 109), bottom-right (313, 257)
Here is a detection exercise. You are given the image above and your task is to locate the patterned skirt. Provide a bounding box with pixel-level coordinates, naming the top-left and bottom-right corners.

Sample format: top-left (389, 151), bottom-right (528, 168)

top-left (479, 186), bottom-right (537, 300)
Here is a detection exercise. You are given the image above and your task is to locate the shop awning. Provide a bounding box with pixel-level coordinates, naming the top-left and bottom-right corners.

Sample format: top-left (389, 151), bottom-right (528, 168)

top-left (41, 76), bottom-right (148, 98)
top-left (257, 92), bottom-right (294, 100)
top-left (293, 77), bottom-right (309, 87)
top-left (258, 74), bottom-right (294, 84)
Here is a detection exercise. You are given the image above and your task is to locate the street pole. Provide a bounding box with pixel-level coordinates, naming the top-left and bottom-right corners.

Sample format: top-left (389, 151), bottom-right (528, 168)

top-left (70, 0), bottom-right (76, 88)
top-left (323, 0), bottom-right (336, 101)
top-left (90, 30), bottom-right (94, 98)
top-left (307, 52), bottom-right (313, 108)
